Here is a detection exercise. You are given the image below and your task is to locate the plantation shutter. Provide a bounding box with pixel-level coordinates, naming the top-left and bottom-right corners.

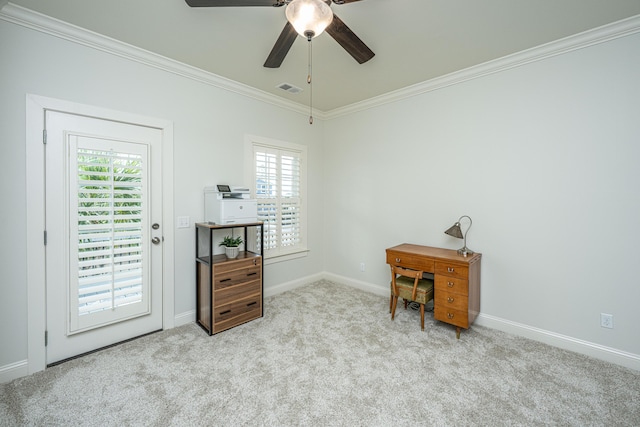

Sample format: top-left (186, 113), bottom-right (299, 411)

top-left (254, 144), bottom-right (305, 257)
top-left (68, 136), bottom-right (150, 333)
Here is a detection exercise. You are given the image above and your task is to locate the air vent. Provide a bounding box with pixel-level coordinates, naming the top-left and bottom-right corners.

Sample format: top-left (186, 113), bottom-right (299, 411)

top-left (277, 82), bottom-right (303, 94)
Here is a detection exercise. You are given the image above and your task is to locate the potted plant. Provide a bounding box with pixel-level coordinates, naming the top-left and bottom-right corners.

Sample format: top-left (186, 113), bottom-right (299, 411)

top-left (219, 235), bottom-right (243, 259)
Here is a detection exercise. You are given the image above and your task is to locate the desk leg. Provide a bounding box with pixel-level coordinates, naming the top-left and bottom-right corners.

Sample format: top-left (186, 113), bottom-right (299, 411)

top-left (456, 327), bottom-right (461, 339)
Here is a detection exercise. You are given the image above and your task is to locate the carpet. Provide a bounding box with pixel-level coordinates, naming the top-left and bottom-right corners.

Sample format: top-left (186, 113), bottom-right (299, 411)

top-left (1, 280), bottom-right (639, 426)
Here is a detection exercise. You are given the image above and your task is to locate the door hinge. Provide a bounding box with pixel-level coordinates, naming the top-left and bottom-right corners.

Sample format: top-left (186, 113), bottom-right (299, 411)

top-left (45, 330), bottom-right (48, 346)
top-left (43, 129), bottom-right (47, 144)
top-left (44, 230), bottom-right (47, 245)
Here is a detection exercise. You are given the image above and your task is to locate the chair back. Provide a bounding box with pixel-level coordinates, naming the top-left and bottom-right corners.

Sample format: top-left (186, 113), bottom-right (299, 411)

top-left (390, 265), bottom-right (424, 301)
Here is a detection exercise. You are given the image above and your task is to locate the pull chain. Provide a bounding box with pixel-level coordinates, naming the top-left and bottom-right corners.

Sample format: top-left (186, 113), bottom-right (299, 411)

top-left (307, 33), bottom-right (313, 125)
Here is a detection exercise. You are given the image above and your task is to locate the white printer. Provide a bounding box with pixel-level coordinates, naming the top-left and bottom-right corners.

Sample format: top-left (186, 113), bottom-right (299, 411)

top-left (204, 185), bottom-right (257, 225)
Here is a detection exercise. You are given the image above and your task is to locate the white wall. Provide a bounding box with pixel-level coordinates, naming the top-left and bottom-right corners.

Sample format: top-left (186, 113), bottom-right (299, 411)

top-left (2, 6), bottom-right (639, 379)
top-left (0, 18), bottom-right (325, 371)
top-left (324, 32), bottom-right (640, 359)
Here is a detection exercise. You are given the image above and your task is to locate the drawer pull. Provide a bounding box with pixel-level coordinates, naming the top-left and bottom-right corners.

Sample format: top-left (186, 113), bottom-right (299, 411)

top-left (447, 267), bottom-right (455, 273)
top-left (447, 281), bottom-right (454, 288)
top-left (395, 258), bottom-right (401, 263)
top-left (247, 301), bottom-right (257, 307)
top-left (220, 278), bottom-right (231, 283)
top-left (219, 310), bottom-right (231, 315)
top-left (247, 272), bottom-right (257, 277)
top-left (447, 297), bottom-right (455, 303)
top-left (447, 313), bottom-right (455, 319)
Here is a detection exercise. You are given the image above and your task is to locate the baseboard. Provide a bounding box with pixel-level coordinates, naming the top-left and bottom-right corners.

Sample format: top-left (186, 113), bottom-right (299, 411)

top-left (0, 359), bottom-right (29, 384)
top-left (323, 272), bottom-right (388, 298)
top-left (263, 272), bottom-right (325, 298)
top-left (171, 272), bottom-right (326, 328)
top-left (174, 310), bottom-right (195, 327)
top-left (475, 313), bottom-right (640, 371)
top-left (325, 272), bottom-right (640, 372)
top-left (13, 272), bottom-right (632, 383)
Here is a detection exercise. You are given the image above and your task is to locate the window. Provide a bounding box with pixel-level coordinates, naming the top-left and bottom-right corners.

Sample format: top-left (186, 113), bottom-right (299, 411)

top-left (69, 137), bottom-right (151, 333)
top-left (246, 136), bottom-right (307, 260)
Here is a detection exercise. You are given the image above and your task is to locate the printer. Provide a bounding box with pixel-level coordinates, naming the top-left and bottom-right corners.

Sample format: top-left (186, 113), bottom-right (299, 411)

top-left (204, 185), bottom-right (257, 225)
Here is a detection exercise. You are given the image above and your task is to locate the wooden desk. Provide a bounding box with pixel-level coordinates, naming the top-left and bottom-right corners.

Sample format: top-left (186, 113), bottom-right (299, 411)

top-left (386, 244), bottom-right (481, 338)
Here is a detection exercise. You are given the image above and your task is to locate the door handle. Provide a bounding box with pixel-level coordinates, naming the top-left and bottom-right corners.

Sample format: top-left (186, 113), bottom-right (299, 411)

top-left (151, 237), bottom-right (161, 245)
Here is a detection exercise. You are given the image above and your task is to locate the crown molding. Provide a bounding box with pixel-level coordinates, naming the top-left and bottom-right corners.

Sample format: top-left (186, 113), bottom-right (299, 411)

top-left (0, 2), bottom-right (316, 119)
top-left (2, 2), bottom-right (638, 122)
top-left (325, 14), bottom-right (640, 120)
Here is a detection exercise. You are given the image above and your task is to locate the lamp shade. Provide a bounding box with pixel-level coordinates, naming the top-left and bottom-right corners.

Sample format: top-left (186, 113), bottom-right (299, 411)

top-left (286, 0), bottom-right (334, 38)
top-left (444, 222), bottom-right (463, 239)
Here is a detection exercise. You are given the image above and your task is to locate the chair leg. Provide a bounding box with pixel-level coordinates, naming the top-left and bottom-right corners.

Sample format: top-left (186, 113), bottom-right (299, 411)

top-left (389, 294), bottom-right (393, 313)
top-left (391, 296), bottom-right (398, 320)
top-left (404, 299), bottom-right (408, 310)
top-left (420, 303), bottom-right (425, 331)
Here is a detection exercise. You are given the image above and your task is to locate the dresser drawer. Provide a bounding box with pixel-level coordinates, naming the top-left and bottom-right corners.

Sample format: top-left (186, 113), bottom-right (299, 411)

top-left (214, 256), bottom-right (261, 274)
top-left (214, 265), bottom-right (261, 290)
top-left (435, 261), bottom-right (468, 279)
top-left (434, 306), bottom-right (469, 328)
top-left (214, 279), bottom-right (261, 307)
top-left (435, 276), bottom-right (469, 297)
top-left (386, 251), bottom-right (434, 272)
top-left (214, 294), bottom-right (262, 325)
top-left (215, 307), bottom-right (262, 333)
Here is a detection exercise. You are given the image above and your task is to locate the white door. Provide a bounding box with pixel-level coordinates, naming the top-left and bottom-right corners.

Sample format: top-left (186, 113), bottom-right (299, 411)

top-left (45, 110), bottom-right (163, 364)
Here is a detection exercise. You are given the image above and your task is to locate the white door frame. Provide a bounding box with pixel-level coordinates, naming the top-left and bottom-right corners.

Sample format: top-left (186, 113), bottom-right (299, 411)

top-left (26, 94), bottom-right (175, 374)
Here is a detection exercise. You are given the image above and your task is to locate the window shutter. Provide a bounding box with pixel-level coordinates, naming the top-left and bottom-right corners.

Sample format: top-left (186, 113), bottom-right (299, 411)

top-left (253, 143), bottom-right (306, 258)
top-left (69, 142), bottom-right (149, 333)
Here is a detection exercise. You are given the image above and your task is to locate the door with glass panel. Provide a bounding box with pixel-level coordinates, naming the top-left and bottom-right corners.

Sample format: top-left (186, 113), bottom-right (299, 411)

top-left (45, 111), bottom-right (163, 365)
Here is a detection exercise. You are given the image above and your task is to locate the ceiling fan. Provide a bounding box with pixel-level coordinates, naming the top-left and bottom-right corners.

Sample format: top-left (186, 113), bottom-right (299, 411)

top-left (185, 0), bottom-right (375, 68)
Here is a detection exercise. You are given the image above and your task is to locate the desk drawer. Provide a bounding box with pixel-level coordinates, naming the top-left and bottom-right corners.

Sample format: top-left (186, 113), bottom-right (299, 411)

top-left (434, 306), bottom-right (469, 328)
top-left (435, 276), bottom-right (468, 297)
top-left (386, 251), bottom-right (434, 272)
top-left (435, 261), bottom-right (468, 280)
top-left (434, 291), bottom-right (467, 311)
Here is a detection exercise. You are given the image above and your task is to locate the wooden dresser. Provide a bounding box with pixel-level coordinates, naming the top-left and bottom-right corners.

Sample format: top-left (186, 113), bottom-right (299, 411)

top-left (196, 222), bottom-right (263, 335)
top-left (386, 244), bottom-right (481, 338)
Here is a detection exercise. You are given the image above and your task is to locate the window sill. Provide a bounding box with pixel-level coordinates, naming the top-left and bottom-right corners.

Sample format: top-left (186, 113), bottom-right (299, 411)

top-left (263, 249), bottom-right (309, 265)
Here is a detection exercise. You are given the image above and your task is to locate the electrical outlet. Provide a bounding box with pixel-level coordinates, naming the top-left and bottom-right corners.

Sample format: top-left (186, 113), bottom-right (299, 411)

top-left (360, 262), bottom-right (365, 272)
top-left (600, 313), bottom-right (613, 329)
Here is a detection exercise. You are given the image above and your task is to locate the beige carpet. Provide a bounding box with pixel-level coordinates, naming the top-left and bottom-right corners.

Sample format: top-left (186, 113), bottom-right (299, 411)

top-left (1, 280), bottom-right (639, 426)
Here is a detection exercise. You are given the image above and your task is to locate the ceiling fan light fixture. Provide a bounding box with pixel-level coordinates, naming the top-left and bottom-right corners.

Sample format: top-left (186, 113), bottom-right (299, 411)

top-left (285, 0), bottom-right (334, 39)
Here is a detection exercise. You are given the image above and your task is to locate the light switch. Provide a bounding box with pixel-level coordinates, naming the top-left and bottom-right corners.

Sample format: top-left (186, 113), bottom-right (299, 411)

top-left (177, 216), bottom-right (190, 229)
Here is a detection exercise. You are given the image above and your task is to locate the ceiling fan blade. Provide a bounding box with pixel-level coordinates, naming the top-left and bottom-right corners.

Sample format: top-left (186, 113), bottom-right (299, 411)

top-left (331, 0), bottom-right (363, 4)
top-left (264, 22), bottom-right (298, 68)
top-left (325, 13), bottom-right (374, 64)
top-left (185, 0), bottom-right (279, 7)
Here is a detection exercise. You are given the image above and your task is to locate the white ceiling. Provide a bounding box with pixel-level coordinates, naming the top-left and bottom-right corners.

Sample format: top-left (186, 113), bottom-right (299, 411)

top-left (8, 0), bottom-right (640, 111)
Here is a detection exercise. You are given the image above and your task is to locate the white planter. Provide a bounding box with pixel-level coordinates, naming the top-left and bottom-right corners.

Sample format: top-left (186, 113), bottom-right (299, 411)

top-left (225, 246), bottom-right (239, 259)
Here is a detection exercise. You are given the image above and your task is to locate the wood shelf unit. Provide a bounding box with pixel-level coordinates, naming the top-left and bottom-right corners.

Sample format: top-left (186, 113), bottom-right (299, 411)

top-left (195, 221), bottom-right (264, 335)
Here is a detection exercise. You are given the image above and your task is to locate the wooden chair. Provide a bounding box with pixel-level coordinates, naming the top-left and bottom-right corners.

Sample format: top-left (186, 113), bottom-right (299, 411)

top-left (389, 265), bottom-right (434, 330)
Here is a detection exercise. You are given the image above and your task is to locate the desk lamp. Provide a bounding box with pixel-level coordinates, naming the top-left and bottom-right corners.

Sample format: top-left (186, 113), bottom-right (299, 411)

top-left (444, 215), bottom-right (474, 256)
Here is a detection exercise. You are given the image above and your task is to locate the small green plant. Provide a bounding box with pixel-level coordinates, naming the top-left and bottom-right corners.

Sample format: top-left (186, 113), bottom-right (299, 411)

top-left (219, 235), bottom-right (243, 248)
